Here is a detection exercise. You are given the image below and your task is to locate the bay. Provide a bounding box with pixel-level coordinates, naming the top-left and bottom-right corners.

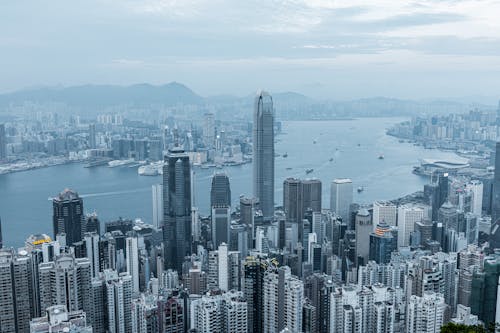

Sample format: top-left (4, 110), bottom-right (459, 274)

top-left (0, 118), bottom-right (460, 247)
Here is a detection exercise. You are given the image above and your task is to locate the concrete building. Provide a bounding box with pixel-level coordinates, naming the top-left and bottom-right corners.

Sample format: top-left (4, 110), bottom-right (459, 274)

top-left (406, 292), bottom-right (446, 333)
top-left (52, 189), bottom-right (84, 246)
top-left (29, 305), bottom-right (92, 333)
top-left (152, 184), bottom-right (163, 230)
top-left (397, 205), bottom-right (424, 247)
top-left (163, 147), bottom-right (192, 272)
top-left (372, 201), bottom-right (397, 227)
top-left (330, 179), bottom-right (353, 222)
top-left (0, 248), bottom-right (33, 333)
top-left (263, 266), bottom-right (304, 333)
top-left (190, 291), bottom-right (247, 333)
top-left (253, 91), bottom-right (275, 220)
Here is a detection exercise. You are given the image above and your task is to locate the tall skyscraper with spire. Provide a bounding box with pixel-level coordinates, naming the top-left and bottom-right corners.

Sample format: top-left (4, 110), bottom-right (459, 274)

top-left (0, 123), bottom-right (6, 160)
top-left (253, 91), bottom-right (275, 220)
top-left (490, 142), bottom-right (500, 248)
top-left (163, 147), bottom-right (192, 272)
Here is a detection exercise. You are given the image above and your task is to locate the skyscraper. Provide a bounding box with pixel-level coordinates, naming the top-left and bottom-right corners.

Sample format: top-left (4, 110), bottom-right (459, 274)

top-left (406, 292), bottom-right (446, 333)
top-left (263, 266), bottom-right (304, 332)
top-left (397, 204), bottom-right (424, 247)
top-left (283, 178), bottom-right (322, 245)
top-left (38, 253), bottom-right (93, 322)
top-left (52, 189), bottom-right (84, 246)
top-left (152, 184), bottom-right (163, 229)
top-left (244, 256), bottom-right (269, 333)
top-left (210, 173), bottom-right (231, 208)
top-left (253, 91), bottom-right (275, 220)
top-left (163, 147), bottom-right (192, 272)
top-left (372, 201), bottom-right (397, 227)
top-left (330, 179), bottom-right (353, 222)
top-left (491, 142), bottom-right (500, 248)
top-left (126, 236), bottom-right (140, 293)
top-left (369, 222), bottom-right (398, 264)
top-left (88, 123), bottom-right (96, 149)
top-left (0, 123), bottom-right (6, 160)
top-left (0, 248), bottom-right (34, 333)
top-left (203, 113), bottom-right (215, 148)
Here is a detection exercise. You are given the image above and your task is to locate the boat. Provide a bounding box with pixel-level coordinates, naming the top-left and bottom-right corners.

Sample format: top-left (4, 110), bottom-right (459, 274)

top-left (283, 153), bottom-right (288, 158)
top-left (329, 158), bottom-right (333, 162)
top-left (286, 167), bottom-right (292, 170)
top-left (108, 159), bottom-right (135, 168)
top-left (306, 168), bottom-right (314, 174)
top-left (357, 186), bottom-right (364, 193)
top-left (313, 140), bottom-right (317, 144)
top-left (138, 161), bottom-right (164, 176)
top-left (378, 154), bottom-right (384, 160)
top-left (138, 165), bottom-right (159, 176)
top-left (84, 158), bottom-right (111, 168)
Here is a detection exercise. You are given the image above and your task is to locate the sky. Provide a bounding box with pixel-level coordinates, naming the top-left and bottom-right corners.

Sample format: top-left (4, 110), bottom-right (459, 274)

top-left (1, 0), bottom-right (500, 101)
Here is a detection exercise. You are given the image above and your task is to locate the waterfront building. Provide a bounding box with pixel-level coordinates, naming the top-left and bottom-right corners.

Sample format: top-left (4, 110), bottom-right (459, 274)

top-left (253, 90), bottom-right (275, 220)
top-left (163, 147), bottom-right (192, 272)
top-left (52, 189), bottom-right (84, 246)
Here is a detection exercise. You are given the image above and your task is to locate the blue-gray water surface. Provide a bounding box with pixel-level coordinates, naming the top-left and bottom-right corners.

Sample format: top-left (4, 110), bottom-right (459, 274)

top-left (0, 118), bottom-right (460, 247)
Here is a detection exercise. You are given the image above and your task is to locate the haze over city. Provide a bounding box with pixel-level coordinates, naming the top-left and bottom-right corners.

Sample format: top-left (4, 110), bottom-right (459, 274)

top-left (2, 0), bottom-right (500, 101)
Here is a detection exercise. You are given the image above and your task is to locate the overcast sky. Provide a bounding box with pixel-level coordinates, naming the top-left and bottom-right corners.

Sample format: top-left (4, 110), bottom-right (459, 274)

top-left (1, 0), bottom-right (500, 100)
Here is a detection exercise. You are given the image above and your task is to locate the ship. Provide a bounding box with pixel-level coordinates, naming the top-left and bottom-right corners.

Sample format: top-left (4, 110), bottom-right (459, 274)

top-left (108, 159), bottom-right (135, 168)
top-left (84, 158), bottom-right (112, 168)
top-left (138, 161), bottom-right (164, 176)
top-left (306, 168), bottom-right (314, 174)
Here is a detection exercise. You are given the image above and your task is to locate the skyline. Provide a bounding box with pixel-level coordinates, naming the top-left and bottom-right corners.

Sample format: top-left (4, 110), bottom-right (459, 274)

top-left (2, 1), bottom-right (500, 100)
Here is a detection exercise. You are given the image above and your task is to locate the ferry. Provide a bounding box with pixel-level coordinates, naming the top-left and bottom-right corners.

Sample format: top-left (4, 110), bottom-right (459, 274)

top-left (108, 159), bottom-right (135, 168)
top-left (138, 161), bottom-right (164, 176)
